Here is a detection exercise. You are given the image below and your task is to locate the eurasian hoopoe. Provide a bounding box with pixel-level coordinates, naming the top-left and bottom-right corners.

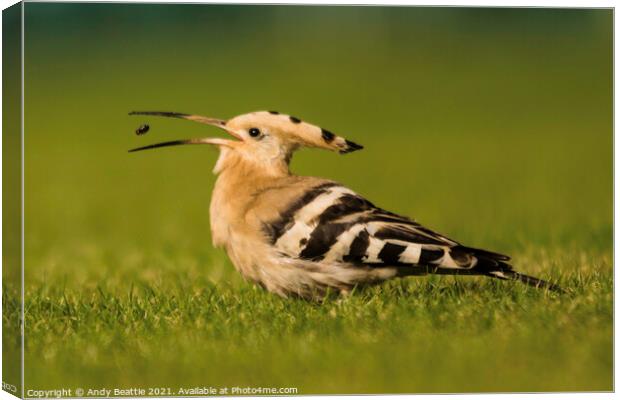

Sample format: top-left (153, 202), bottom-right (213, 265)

top-left (129, 110), bottom-right (563, 299)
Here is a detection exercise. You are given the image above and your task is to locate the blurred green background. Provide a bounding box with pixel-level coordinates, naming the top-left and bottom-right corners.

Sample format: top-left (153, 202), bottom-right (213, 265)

top-left (7, 4), bottom-right (614, 394)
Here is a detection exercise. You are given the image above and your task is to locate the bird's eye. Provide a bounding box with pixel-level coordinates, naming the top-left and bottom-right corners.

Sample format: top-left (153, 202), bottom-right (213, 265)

top-left (248, 128), bottom-right (261, 138)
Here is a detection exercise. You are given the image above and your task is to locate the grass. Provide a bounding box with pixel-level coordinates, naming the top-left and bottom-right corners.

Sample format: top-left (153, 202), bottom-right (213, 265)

top-left (6, 247), bottom-right (612, 393)
top-left (2, 4), bottom-right (613, 395)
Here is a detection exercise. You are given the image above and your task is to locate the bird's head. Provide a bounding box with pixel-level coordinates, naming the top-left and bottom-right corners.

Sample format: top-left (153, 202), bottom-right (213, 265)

top-left (129, 110), bottom-right (363, 175)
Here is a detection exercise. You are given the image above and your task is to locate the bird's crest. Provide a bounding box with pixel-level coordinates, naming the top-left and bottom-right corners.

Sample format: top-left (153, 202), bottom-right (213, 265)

top-left (227, 111), bottom-right (363, 154)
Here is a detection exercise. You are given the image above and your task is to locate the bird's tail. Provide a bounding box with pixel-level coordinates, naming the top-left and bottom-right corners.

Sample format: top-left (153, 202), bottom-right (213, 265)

top-left (489, 269), bottom-right (565, 293)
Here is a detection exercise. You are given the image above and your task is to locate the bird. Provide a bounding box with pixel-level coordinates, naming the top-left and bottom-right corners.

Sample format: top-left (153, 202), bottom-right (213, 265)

top-left (128, 110), bottom-right (563, 299)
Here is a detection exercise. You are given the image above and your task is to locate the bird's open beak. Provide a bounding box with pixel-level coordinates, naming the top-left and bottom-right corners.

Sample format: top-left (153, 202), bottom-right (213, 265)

top-left (128, 111), bottom-right (242, 152)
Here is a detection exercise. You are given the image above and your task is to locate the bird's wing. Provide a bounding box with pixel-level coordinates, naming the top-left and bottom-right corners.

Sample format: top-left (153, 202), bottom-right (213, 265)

top-left (261, 181), bottom-right (510, 272)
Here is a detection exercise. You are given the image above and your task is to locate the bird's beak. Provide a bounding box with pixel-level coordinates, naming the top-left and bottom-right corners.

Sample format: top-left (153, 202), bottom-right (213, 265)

top-left (128, 111), bottom-right (242, 152)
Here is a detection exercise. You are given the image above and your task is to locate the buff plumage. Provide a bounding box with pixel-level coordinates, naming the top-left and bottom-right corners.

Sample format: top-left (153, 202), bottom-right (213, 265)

top-left (130, 110), bottom-right (563, 299)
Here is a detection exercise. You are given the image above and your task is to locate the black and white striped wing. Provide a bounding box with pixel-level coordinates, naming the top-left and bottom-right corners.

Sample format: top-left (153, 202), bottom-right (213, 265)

top-left (263, 182), bottom-right (510, 271)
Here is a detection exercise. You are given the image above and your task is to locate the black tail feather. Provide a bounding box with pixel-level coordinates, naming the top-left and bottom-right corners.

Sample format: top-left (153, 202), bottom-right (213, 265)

top-left (490, 270), bottom-right (565, 293)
